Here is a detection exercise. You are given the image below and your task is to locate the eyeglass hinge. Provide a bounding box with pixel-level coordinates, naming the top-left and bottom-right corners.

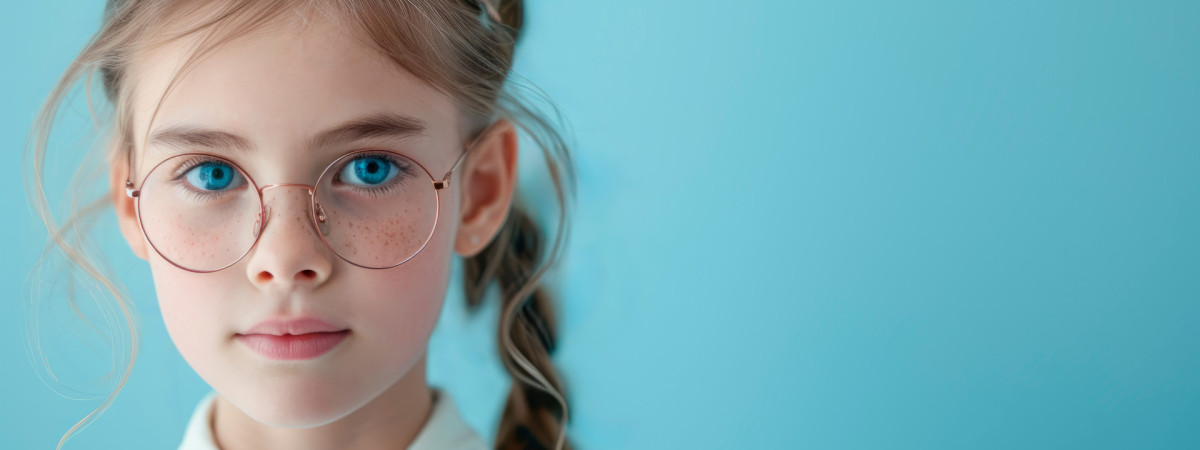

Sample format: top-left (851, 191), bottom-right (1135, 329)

top-left (125, 181), bottom-right (139, 198)
top-left (433, 179), bottom-right (448, 190)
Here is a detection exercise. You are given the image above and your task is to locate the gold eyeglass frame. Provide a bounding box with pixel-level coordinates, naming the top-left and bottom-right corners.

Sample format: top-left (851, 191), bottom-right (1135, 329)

top-left (124, 121), bottom-right (499, 274)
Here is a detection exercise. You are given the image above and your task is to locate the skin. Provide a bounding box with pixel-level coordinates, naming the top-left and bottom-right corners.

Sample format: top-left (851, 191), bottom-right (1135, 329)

top-left (107, 9), bottom-right (518, 450)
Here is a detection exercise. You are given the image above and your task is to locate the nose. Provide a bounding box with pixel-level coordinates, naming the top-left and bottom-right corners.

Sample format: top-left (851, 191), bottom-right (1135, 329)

top-left (244, 184), bottom-right (334, 290)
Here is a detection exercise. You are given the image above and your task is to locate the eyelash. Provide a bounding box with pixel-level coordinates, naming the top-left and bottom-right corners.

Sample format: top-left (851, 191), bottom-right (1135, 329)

top-left (170, 151), bottom-right (414, 200)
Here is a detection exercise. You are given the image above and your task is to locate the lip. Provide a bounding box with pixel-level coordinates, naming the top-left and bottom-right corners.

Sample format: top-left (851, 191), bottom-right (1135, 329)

top-left (235, 317), bottom-right (350, 360)
top-left (240, 317), bottom-right (348, 336)
top-left (236, 330), bottom-right (350, 360)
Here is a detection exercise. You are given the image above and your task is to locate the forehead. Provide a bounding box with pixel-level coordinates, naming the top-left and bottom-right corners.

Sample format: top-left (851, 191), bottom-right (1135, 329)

top-left (127, 8), bottom-right (460, 161)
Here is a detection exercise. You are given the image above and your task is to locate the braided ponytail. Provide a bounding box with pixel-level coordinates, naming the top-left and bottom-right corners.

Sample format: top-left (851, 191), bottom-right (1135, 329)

top-left (463, 201), bottom-right (570, 450)
top-left (458, 3), bottom-right (574, 447)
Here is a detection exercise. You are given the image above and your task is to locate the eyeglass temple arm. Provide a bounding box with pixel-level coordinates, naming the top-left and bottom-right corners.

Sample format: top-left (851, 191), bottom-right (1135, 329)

top-left (434, 120), bottom-right (499, 190)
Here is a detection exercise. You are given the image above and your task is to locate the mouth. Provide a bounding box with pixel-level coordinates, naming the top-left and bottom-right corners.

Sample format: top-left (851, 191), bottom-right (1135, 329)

top-left (235, 330), bottom-right (350, 360)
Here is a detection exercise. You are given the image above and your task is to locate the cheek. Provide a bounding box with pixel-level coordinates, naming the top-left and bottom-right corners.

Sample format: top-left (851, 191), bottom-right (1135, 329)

top-left (349, 232), bottom-right (454, 358)
top-left (146, 254), bottom-right (239, 374)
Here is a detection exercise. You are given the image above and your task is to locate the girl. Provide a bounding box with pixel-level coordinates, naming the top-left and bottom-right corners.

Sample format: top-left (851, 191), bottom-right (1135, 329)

top-left (23, 0), bottom-right (574, 449)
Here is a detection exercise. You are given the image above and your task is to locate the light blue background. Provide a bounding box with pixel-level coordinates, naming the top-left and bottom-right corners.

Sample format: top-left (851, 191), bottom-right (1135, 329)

top-left (3, 0), bottom-right (1198, 448)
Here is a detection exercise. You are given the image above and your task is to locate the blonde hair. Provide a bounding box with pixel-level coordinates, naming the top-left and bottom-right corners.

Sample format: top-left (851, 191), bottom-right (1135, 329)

top-left (21, 1), bottom-right (576, 449)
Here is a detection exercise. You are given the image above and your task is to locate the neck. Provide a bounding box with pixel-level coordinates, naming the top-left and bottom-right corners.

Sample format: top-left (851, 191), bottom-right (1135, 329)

top-left (211, 356), bottom-right (433, 450)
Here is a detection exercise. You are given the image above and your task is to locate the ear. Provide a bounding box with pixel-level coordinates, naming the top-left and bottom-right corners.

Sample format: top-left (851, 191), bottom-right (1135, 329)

top-left (454, 119), bottom-right (518, 257)
top-left (110, 155), bottom-right (148, 261)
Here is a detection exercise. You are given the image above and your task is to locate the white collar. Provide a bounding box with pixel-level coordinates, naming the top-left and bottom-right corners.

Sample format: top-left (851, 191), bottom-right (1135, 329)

top-left (178, 388), bottom-right (486, 450)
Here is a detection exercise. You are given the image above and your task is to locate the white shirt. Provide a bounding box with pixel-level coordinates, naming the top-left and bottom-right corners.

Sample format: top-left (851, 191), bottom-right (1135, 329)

top-left (178, 388), bottom-right (486, 450)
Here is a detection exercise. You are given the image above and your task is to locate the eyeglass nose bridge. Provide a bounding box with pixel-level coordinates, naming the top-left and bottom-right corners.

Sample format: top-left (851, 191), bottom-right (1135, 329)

top-left (252, 183), bottom-right (328, 239)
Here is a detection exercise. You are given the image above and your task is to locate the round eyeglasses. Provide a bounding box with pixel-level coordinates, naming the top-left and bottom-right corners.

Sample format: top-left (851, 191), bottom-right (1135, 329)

top-left (125, 122), bottom-right (496, 273)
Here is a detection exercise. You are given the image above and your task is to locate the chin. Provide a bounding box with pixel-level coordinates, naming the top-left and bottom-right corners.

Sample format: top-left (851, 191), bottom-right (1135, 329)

top-left (230, 386), bottom-right (361, 428)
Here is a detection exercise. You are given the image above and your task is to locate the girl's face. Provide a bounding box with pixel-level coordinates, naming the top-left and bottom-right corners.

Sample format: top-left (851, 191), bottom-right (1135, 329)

top-left (111, 12), bottom-right (505, 427)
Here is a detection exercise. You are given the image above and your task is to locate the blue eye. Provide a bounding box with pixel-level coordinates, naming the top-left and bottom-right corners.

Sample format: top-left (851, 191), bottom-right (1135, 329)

top-left (339, 155), bottom-right (399, 187)
top-left (184, 161), bottom-right (240, 191)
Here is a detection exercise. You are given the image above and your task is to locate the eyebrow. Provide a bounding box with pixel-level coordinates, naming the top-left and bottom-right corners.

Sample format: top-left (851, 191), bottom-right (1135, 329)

top-left (147, 112), bottom-right (428, 155)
